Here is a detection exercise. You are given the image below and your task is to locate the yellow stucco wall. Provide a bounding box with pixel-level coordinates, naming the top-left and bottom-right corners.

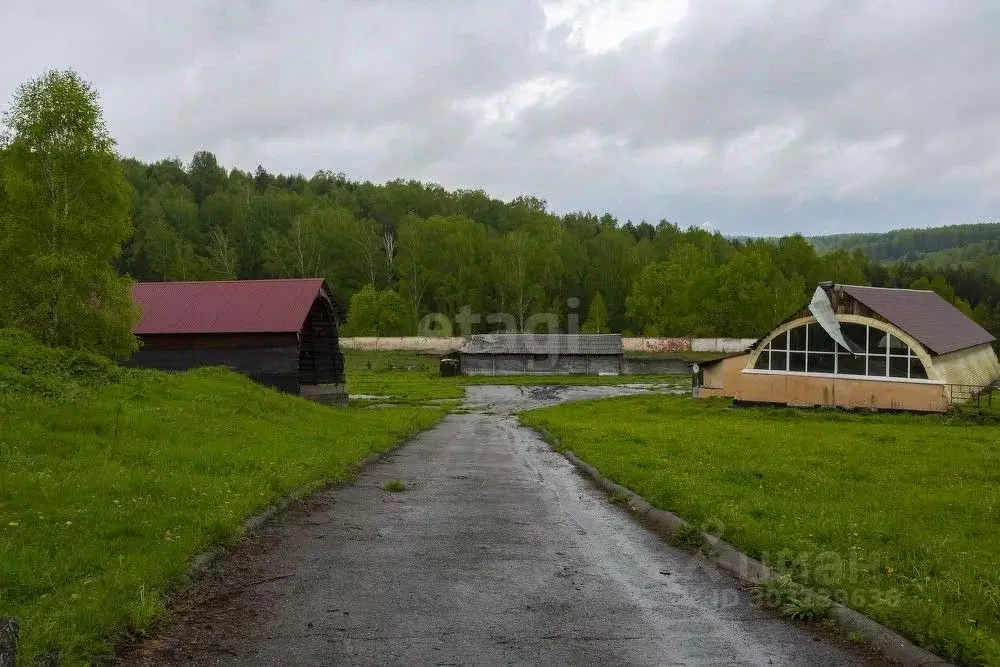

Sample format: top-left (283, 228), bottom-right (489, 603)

top-left (932, 343), bottom-right (1000, 388)
top-left (738, 373), bottom-right (946, 411)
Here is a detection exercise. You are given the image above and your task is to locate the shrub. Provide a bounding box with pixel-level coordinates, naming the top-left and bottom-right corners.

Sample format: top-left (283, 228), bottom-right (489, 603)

top-left (0, 328), bottom-right (120, 399)
top-left (753, 574), bottom-right (833, 621)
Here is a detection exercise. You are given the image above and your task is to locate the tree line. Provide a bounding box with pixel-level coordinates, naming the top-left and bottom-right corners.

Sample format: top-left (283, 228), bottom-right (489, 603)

top-left (3, 70), bottom-right (1000, 358)
top-left (114, 154), bottom-right (1000, 338)
top-left (810, 221), bottom-right (1000, 286)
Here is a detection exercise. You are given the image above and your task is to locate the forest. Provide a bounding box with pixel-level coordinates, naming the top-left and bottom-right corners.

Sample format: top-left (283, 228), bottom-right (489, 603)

top-left (811, 223), bottom-right (1000, 282)
top-left (3, 69), bottom-right (1000, 347)
top-left (114, 153), bottom-right (1000, 338)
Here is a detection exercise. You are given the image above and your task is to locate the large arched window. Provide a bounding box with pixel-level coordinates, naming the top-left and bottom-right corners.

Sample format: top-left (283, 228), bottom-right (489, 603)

top-left (752, 320), bottom-right (929, 380)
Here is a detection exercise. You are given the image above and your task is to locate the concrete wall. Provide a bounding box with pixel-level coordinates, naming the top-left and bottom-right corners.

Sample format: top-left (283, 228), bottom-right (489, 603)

top-left (340, 337), bottom-right (466, 352)
top-left (691, 338), bottom-right (758, 353)
top-left (342, 336), bottom-right (758, 354)
top-left (623, 356), bottom-right (690, 375)
top-left (699, 354), bottom-right (949, 412)
top-left (461, 353), bottom-right (622, 376)
top-left (622, 338), bottom-right (691, 353)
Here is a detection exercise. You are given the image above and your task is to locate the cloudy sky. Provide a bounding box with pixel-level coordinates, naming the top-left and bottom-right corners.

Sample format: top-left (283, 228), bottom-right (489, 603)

top-left (2, 1), bottom-right (999, 236)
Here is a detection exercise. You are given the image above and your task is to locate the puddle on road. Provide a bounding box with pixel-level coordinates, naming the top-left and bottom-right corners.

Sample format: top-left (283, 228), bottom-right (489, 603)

top-left (348, 384), bottom-right (688, 412)
top-left (463, 383), bottom-right (688, 414)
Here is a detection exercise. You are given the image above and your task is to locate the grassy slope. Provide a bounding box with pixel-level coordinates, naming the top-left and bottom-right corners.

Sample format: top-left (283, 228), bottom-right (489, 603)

top-left (0, 332), bottom-right (444, 664)
top-left (520, 395), bottom-right (1000, 665)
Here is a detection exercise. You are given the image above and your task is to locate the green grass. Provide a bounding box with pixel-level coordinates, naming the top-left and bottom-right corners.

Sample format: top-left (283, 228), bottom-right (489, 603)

top-left (0, 331), bottom-right (445, 665)
top-left (344, 349), bottom-right (689, 403)
top-left (382, 479), bottom-right (408, 492)
top-left (753, 574), bottom-right (834, 621)
top-left (520, 395), bottom-right (1000, 665)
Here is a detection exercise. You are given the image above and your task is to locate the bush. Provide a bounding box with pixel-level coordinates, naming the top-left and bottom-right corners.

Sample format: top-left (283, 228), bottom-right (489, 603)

top-left (0, 328), bottom-right (120, 398)
top-left (753, 575), bottom-right (834, 621)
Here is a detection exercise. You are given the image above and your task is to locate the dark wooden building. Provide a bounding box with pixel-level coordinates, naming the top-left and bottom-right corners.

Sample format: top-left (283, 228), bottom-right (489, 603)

top-left (129, 279), bottom-right (345, 403)
top-left (459, 334), bottom-right (624, 375)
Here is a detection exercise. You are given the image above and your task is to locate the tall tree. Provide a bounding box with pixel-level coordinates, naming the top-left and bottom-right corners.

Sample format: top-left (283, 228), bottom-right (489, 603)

top-left (0, 69), bottom-right (136, 355)
top-left (206, 227), bottom-right (239, 279)
top-left (581, 292), bottom-right (609, 333)
top-left (342, 284), bottom-right (407, 336)
top-left (625, 243), bottom-right (717, 336)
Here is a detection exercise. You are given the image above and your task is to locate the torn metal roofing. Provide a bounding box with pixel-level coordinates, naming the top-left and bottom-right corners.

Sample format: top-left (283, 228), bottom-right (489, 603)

top-left (460, 334), bottom-right (623, 356)
top-left (132, 279), bottom-right (328, 335)
top-left (839, 285), bottom-right (995, 355)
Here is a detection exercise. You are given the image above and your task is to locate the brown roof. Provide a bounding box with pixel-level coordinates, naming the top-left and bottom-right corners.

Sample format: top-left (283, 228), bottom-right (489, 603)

top-left (132, 279), bottom-right (329, 335)
top-left (840, 285), bottom-right (995, 355)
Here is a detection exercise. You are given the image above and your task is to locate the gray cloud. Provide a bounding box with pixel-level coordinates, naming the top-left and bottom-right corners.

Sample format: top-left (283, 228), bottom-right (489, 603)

top-left (2, 0), bottom-right (998, 235)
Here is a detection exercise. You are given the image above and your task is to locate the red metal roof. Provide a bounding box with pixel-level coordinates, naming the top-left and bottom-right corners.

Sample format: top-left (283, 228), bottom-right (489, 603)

top-left (840, 285), bottom-right (995, 355)
top-left (132, 279), bottom-right (327, 335)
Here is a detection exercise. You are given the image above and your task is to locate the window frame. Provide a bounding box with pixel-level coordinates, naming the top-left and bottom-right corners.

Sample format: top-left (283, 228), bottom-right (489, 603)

top-left (744, 319), bottom-right (935, 383)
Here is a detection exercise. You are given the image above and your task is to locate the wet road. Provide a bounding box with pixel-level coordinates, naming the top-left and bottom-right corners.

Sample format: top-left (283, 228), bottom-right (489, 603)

top-left (128, 386), bottom-right (870, 666)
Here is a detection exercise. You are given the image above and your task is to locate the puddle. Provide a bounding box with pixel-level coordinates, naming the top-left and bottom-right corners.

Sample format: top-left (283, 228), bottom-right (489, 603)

top-left (463, 383), bottom-right (687, 414)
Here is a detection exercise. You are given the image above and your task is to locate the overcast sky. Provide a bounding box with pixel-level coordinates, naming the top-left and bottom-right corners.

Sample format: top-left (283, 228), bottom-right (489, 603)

top-left (2, 1), bottom-right (999, 236)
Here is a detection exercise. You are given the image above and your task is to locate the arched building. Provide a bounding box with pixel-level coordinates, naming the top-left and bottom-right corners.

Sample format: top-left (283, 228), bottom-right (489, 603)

top-left (698, 283), bottom-right (1000, 412)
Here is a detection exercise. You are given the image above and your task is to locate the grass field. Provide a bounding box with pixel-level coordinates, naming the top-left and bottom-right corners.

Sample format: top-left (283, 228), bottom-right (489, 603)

top-left (520, 396), bottom-right (1000, 665)
top-left (344, 349), bottom-right (689, 402)
top-left (0, 332), bottom-right (445, 665)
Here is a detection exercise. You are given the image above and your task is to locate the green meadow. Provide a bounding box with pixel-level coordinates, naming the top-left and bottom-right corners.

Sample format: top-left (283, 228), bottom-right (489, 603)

top-left (0, 331), bottom-right (444, 664)
top-left (520, 395), bottom-right (1000, 665)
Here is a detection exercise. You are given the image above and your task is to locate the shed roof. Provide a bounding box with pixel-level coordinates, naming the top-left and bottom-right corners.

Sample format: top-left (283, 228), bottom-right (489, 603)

top-left (132, 279), bottom-right (328, 335)
top-left (839, 285), bottom-right (995, 355)
top-left (460, 334), bottom-right (623, 356)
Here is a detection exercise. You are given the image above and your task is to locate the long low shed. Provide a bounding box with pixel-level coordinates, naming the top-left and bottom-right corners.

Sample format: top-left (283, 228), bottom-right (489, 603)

top-left (459, 334), bottom-right (624, 375)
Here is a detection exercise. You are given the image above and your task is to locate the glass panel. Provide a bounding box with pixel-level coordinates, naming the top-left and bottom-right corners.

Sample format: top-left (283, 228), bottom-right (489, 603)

top-left (754, 351), bottom-right (769, 370)
top-left (807, 352), bottom-right (835, 374)
top-left (841, 323), bottom-right (867, 353)
top-left (868, 355), bottom-right (887, 377)
top-left (771, 350), bottom-right (787, 371)
top-left (770, 331), bottom-right (788, 351)
top-left (807, 323), bottom-right (835, 352)
top-left (789, 325), bottom-right (807, 351)
top-left (837, 351), bottom-right (866, 376)
top-left (889, 356), bottom-right (909, 378)
top-left (869, 328), bottom-right (889, 354)
top-left (910, 357), bottom-right (928, 379)
top-left (888, 335), bottom-right (908, 354)
top-left (789, 352), bottom-right (806, 372)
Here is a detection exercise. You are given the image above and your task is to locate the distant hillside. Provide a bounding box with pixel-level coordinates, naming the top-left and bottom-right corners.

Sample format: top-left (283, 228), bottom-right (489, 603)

top-left (810, 222), bottom-right (1000, 280)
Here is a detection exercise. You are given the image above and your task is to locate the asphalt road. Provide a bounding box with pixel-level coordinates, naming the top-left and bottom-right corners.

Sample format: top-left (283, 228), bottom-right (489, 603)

top-left (126, 386), bottom-right (872, 666)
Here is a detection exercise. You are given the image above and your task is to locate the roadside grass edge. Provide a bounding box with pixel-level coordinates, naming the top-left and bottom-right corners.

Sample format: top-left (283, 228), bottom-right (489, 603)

top-left (115, 424), bottom-right (437, 656)
top-left (550, 444), bottom-right (952, 667)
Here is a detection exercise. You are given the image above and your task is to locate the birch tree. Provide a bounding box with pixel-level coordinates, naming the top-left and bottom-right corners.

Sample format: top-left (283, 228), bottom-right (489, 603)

top-left (0, 69), bottom-right (137, 355)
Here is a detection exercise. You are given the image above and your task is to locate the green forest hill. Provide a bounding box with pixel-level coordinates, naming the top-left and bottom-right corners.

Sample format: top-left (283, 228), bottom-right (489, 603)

top-left (810, 222), bottom-right (1000, 282)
